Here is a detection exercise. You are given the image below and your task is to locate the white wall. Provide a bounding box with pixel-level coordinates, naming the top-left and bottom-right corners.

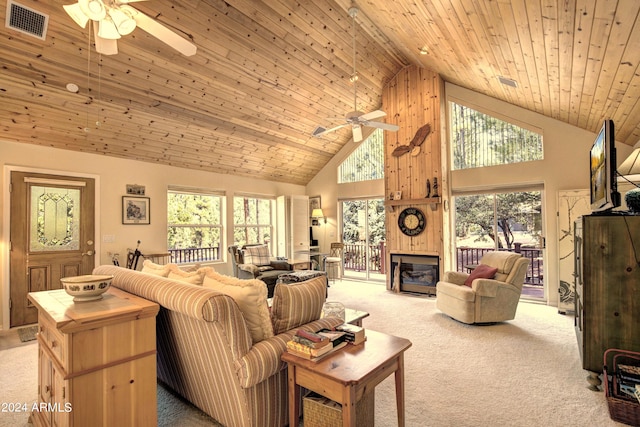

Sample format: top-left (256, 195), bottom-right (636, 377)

top-left (445, 83), bottom-right (633, 306)
top-left (0, 139), bottom-right (304, 330)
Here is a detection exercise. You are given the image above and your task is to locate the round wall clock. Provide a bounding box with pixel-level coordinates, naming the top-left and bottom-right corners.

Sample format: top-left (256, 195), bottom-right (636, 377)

top-left (398, 207), bottom-right (426, 236)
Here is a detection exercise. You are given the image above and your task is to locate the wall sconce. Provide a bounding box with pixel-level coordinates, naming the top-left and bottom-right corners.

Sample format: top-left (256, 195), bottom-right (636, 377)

top-left (311, 208), bottom-right (326, 225)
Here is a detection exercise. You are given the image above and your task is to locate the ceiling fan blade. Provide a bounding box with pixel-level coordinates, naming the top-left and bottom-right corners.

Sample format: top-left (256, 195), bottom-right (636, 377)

top-left (365, 121), bottom-right (400, 132)
top-left (352, 124), bottom-right (363, 142)
top-left (93, 23), bottom-right (118, 55)
top-left (121, 5), bottom-right (197, 56)
top-left (312, 123), bottom-right (349, 137)
top-left (360, 110), bottom-right (387, 121)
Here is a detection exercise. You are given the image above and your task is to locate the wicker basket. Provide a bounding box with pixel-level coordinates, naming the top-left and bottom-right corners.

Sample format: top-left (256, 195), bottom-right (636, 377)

top-left (303, 390), bottom-right (374, 427)
top-left (603, 349), bottom-right (640, 426)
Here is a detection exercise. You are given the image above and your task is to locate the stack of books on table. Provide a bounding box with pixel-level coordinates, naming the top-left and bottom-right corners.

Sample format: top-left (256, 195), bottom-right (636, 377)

top-left (335, 323), bottom-right (366, 345)
top-left (286, 329), bottom-right (347, 362)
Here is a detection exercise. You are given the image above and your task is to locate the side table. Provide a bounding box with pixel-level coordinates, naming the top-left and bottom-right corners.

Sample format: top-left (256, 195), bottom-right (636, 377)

top-left (282, 329), bottom-right (412, 427)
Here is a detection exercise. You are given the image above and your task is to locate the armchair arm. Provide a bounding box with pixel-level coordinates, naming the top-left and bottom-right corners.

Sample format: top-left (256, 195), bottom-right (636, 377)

top-left (269, 260), bottom-right (291, 271)
top-left (238, 264), bottom-right (260, 278)
top-left (441, 270), bottom-right (469, 285)
top-left (472, 278), bottom-right (519, 297)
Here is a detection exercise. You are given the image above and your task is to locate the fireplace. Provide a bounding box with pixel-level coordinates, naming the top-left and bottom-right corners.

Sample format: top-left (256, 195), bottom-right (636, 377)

top-left (390, 254), bottom-right (440, 296)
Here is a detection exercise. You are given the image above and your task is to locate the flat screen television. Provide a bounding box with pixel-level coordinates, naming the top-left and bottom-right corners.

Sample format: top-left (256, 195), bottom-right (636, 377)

top-left (589, 119), bottom-right (620, 212)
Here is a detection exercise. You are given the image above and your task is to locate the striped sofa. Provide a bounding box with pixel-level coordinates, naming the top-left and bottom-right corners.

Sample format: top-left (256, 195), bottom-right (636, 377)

top-left (93, 265), bottom-right (343, 427)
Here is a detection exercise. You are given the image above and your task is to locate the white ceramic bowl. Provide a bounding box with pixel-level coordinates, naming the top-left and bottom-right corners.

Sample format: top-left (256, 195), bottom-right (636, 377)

top-left (60, 274), bottom-right (113, 302)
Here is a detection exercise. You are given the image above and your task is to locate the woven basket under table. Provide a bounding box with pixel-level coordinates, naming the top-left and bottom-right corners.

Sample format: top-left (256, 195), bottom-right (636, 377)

top-left (603, 348), bottom-right (640, 426)
top-left (302, 390), bottom-right (374, 427)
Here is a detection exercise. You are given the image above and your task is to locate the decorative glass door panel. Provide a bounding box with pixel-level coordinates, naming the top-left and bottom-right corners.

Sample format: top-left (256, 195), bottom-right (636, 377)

top-left (30, 186), bottom-right (81, 252)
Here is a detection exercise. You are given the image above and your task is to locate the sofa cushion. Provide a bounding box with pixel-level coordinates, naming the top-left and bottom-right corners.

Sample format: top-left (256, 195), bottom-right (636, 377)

top-left (242, 244), bottom-right (271, 266)
top-left (464, 264), bottom-right (498, 287)
top-left (271, 275), bottom-right (327, 335)
top-left (203, 270), bottom-right (274, 343)
top-left (141, 259), bottom-right (173, 277)
top-left (167, 264), bottom-right (210, 285)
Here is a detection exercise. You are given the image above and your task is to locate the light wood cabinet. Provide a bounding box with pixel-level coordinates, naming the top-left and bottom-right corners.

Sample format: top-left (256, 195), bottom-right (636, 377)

top-left (574, 215), bottom-right (640, 376)
top-left (28, 287), bottom-right (159, 427)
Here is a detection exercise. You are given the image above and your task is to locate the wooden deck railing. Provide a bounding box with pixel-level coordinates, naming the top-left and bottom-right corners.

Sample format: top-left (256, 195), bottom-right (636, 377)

top-left (456, 246), bottom-right (543, 286)
top-left (167, 243), bottom-right (541, 286)
top-left (343, 242), bottom-right (387, 274)
top-left (169, 246), bottom-right (221, 264)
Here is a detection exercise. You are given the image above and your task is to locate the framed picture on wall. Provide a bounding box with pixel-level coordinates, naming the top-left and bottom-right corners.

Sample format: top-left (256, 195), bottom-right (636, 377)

top-left (122, 196), bottom-right (150, 225)
top-left (309, 196), bottom-right (321, 213)
top-left (126, 184), bottom-right (146, 195)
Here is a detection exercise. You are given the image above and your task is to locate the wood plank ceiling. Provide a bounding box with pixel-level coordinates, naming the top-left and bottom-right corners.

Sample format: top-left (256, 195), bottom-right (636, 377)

top-left (2, 0), bottom-right (640, 185)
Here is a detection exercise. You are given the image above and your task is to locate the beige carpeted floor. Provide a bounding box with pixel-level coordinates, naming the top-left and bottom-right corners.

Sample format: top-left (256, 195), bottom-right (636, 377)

top-left (0, 279), bottom-right (626, 426)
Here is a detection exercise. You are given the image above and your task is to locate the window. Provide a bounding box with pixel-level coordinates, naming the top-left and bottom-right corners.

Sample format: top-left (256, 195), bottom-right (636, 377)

top-left (233, 195), bottom-right (274, 248)
top-left (338, 128), bottom-right (385, 183)
top-left (450, 101), bottom-right (543, 170)
top-left (167, 189), bottom-right (223, 263)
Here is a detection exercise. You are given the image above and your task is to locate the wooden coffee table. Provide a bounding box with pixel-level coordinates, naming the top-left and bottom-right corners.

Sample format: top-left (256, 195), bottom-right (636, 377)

top-left (282, 329), bottom-right (412, 427)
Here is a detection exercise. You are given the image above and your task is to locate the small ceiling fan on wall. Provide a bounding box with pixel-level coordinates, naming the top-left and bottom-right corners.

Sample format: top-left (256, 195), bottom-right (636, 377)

top-left (63, 0), bottom-right (197, 56)
top-left (312, 6), bottom-right (398, 143)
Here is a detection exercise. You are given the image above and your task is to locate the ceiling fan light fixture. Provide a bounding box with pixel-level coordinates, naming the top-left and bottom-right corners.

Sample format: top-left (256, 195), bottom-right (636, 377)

top-left (97, 17), bottom-right (121, 40)
top-left (63, 3), bottom-right (89, 28)
top-left (79, 0), bottom-right (106, 21)
top-left (352, 124), bottom-right (363, 142)
top-left (109, 8), bottom-right (136, 35)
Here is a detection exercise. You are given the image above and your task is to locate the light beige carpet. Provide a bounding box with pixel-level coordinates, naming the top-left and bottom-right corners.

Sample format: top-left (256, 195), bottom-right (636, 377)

top-left (0, 280), bottom-right (625, 426)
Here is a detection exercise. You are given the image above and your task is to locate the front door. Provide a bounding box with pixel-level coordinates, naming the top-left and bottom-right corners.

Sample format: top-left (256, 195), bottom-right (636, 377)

top-left (10, 171), bottom-right (96, 327)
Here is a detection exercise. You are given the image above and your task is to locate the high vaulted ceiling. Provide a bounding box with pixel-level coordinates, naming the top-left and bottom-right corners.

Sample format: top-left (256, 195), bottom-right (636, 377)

top-left (2, 0), bottom-right (640, 185)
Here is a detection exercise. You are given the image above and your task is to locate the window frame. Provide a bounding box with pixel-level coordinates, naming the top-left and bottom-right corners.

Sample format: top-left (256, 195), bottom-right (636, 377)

top-left (233, 194), bottom-right (276, 252)
top-left (448, 97), bottom-right (544, 170)
top-left (167, 187), bottom-right (225, 264)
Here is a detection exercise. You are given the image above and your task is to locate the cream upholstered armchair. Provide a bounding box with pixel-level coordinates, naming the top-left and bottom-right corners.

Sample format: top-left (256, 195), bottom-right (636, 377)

top-left (436, 251), bottom-right (529, 324)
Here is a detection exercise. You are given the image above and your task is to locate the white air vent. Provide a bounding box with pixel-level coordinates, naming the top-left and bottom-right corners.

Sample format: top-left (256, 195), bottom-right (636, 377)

top-left (5, 0), bottom-right (48, 40)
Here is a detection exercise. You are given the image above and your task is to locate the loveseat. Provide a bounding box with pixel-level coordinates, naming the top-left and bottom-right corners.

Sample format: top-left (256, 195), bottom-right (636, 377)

top-left (93, 264), bottom-right (342, 427)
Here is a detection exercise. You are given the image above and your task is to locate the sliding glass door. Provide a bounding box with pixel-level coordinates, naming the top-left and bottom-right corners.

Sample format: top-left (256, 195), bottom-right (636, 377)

top-left (454, 189), bottom-right (544, 299)
top-left (340, 198), bottom-right (386, 281)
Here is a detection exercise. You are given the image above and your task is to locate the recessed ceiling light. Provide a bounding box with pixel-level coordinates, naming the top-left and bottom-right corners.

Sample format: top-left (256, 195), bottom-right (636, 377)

top-left (66, 83), bottom-right (79, 93)
top-left (498, 76), bottom-right (518, 88)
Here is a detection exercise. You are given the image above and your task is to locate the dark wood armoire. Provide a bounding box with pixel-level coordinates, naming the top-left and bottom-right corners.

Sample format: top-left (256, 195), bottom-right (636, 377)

top-left (574, 214), bottom-right (640, 378)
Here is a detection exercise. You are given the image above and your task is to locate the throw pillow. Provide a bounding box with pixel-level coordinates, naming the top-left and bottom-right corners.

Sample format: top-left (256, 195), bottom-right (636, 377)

top-left (167, 264), bottom-right (208, 285)
top-left (464, 264), bottom-right (498, 287)
top-left (271, 275), bottom-right (327, 335)
top-left (242, 245), bottom-right (271, 266)
top-left (202, 270), bottom-right (273, 343)
top-left (140, 260), bottom-right (172, 277)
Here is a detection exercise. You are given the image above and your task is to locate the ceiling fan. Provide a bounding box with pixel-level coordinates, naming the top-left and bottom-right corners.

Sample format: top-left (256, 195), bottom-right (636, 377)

top-left (63, 0), bottom-right (197, 56)
top-left (312, 6), bottom-right (398, 143)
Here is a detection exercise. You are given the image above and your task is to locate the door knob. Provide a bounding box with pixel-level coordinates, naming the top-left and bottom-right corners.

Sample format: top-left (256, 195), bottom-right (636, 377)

top-left (82, 250), bottom-right (94, 256)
